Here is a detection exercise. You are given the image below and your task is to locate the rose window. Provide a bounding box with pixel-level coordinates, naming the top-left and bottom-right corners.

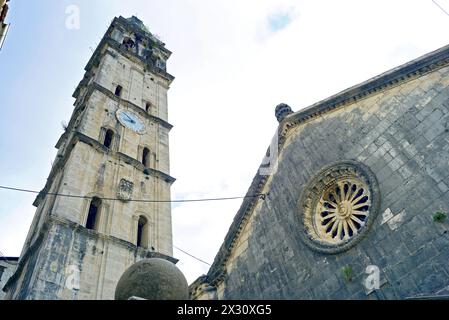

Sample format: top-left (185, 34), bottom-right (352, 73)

top-left (298, 161), bottom-right (379, 254)
top-left (316, 179), bottom-right (370, 244)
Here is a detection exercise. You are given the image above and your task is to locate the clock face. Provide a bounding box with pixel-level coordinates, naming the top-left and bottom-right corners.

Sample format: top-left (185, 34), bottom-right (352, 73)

top-left (116, 109), bottom-right (146, 134)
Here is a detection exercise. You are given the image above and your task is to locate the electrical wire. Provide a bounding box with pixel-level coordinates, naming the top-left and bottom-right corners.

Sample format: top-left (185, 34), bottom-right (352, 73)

top-left (0, 184), bottom-right (265, 267)
top-left (173, 245), bottom-right (211, 266)
top-left (432, 0), bottom-right (449, 17)
top-left (1, 246), bottom-right (211, 267)
top-left (0, 185), bottom-right (267, 203)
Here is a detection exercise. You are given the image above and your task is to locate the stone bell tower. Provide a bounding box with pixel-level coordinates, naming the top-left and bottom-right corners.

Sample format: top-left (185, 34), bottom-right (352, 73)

top-left (3, 16), bottom-right (176, 300)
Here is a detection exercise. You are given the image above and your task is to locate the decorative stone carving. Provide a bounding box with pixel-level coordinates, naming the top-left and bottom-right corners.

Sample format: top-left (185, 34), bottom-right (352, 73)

top-left (298, 160), bottom-right (380, 254)
top-left (275, 103), bottom-right (293, 122)
top-left (117, 178), bottom-right (134, 202)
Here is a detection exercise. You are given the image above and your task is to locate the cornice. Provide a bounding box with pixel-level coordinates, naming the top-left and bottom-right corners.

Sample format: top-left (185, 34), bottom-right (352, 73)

top-left (58, 82), bottom-right (173, 150)
top-left (115, 150), bottom-right (176, 184)
top-left (3, 215), bottom-right (178, 292)
top-left (75, 132), bottom-right (176, 184)
top-left (35, 131), bottom-right (175, 207)
top-left (49, 215), bottom-right (178, 264)
top-left (55, 81), bottom-right (173, 149)
top-left (92, 82), bottom-right (174, 130)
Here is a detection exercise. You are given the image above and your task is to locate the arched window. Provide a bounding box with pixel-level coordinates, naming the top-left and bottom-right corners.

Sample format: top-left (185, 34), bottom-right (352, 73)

top-left (145, 102), bottom-right (151, 114)
top-left (142, 147), bottom-right (150, 167)
top-left (86, 197), bottom-right (101, 230)
top-left (137, 216), bottom-right (148, 248)
top-left (115, 85), bottom-right (123, 97)
top-left (103, 129), bottom-right (114, 148)
top-left (122, 37), bottom-right (135, 50)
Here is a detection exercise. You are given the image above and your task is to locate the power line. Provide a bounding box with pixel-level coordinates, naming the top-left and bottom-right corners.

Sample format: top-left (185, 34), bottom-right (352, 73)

top-left (0, 184), bottom-right (262, 268)
top-left (174, 245), bottom-right (211, 266)
top-left (2, 244), bottom-right (211, 268)
top-left (0, 185), bottom-right (267, 203)
top-left (432, 0), bottom-right (449, 17)
top-left (1, 245), bottom-right (211, 267)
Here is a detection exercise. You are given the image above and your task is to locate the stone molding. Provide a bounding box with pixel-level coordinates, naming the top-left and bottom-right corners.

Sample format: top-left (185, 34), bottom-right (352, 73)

top-left (34, 132), bottom-right (175, 207)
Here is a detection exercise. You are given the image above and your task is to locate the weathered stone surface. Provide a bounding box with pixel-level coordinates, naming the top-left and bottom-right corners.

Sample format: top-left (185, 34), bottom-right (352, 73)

top-left (115, 258), bottom-right (188, 300)
top-left (0, 258), bottom-right (18, 300)
top-left (193, 44), bottom-right (449, 300)
top-left (4, 16), bottom-right (175, 300)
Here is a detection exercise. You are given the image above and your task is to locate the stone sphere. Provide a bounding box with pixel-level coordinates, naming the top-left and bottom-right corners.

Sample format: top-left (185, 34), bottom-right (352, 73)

top-left (114, 258), bottom-right (189, 300)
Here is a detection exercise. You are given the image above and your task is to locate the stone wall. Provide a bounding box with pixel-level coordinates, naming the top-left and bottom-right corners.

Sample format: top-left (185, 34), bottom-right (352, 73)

top-left (0, 258), bottom-right (18, 300)
top-left (4, 219), bottom-right (173, 300)
top-left (4, 16), bottom-right (175, 300)
top-left (197, 49), bottom-right (449, 300)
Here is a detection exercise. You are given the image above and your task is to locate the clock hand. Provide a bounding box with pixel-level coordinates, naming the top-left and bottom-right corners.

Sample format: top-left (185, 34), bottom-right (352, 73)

top-left (123, 113), bottom-right (135, 124)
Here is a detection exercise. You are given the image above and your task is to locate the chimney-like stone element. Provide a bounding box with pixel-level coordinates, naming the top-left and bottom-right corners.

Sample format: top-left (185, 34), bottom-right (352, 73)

top-left (275, 103), bottom-right (293, 122)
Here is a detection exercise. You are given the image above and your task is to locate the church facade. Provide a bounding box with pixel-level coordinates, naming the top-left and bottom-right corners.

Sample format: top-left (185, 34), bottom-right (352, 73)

top-left (3, 16), bottom-right (176, 300)
top-left (192, 44), bottom-right (449, 300)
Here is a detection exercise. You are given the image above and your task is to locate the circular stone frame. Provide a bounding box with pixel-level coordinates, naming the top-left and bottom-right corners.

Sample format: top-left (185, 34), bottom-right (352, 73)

top-left (297, 160), bottom-right (380, 254)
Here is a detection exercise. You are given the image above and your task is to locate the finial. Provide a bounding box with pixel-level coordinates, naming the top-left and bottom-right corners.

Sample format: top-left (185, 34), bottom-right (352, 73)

top-left (275, 103), bottom-right (293, 122)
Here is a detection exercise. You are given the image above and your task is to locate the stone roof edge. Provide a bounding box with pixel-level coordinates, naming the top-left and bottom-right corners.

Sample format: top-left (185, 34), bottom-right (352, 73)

top-left (201, 43), bottom-right (449, 287)
top-left (0, 257), bottom-right (19, 262)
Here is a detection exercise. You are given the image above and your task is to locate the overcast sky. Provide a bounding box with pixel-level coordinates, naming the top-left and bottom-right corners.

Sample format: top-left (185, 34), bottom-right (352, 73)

top-left (1, 0), bottom-right (449, 284)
